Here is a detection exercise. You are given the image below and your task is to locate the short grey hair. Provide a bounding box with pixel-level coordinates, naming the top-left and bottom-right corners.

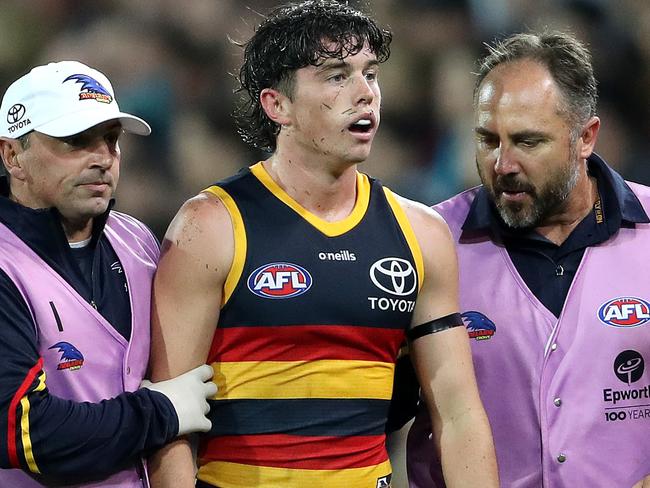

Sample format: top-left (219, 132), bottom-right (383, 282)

top-left (475, 30), bottom-right (598, 129)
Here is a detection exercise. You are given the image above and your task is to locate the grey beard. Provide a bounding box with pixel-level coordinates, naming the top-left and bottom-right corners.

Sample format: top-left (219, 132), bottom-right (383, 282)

top-left (493, 158), bottom-right (580, 230)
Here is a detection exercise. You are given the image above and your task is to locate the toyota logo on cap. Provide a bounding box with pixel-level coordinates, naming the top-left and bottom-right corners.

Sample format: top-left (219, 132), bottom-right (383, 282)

top-left (369, 257), bottom-right (417, 296)
top-left (7, 104), bottom-right (26, 124)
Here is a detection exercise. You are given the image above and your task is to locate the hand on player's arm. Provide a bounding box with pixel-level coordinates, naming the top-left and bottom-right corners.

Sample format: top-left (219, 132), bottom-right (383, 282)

top-left (399, 197), bottom-right (499, 487)
top-left (147, 193), bottom-right (234, 488)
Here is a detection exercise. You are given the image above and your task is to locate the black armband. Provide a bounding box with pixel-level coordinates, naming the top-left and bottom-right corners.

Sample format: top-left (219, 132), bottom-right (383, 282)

top-left (406, 312), bottom-right (464, 342)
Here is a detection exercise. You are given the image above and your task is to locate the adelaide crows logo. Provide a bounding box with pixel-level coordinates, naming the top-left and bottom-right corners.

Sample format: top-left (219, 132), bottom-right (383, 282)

top-left (462, 311), bottom-right (496, 341)
top-left (63, 74), bottom-right (113, 103)
top-left (49, 342), bottom-right (85, 371)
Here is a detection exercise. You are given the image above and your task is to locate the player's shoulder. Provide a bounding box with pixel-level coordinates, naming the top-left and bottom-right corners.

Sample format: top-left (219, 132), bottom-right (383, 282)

top-left (164, 190), bottom-right (232, 248)
top-left (385, 188), bottom-right (450, 239)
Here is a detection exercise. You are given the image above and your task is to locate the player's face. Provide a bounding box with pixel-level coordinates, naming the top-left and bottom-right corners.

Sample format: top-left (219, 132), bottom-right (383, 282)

top-left (15, 121), bottom-right (122, 230)
top-left (474, 60), bottom-right (581, 229)
top-left (285, 43), bottom-right (381, 165)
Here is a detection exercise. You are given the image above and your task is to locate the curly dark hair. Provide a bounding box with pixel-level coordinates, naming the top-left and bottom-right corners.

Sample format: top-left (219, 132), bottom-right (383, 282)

top-left (235, 0), bottom-right (392, 152)
top-left (475, 30), bottom-right (598, 130)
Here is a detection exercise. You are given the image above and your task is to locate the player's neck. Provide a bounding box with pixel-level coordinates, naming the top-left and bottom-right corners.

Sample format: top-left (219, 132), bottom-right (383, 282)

top-left (263, 152), bottom-right (359, 222)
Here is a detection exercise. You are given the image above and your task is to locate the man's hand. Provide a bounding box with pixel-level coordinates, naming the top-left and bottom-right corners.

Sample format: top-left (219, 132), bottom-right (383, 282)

top-left (141, 364), bottom-right (217, 435)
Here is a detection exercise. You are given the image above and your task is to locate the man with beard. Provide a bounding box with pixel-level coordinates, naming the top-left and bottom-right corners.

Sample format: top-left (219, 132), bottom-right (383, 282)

top-left (405, 31), bottom-right (650, 487)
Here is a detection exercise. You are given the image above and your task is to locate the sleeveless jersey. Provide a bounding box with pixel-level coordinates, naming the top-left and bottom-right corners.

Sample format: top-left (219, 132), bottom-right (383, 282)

top-left (198, 163), bottom-right (423, 488)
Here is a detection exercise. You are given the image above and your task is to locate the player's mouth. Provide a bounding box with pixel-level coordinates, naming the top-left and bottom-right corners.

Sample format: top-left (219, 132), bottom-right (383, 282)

top-left (347, 113), bottom-right (377, 140)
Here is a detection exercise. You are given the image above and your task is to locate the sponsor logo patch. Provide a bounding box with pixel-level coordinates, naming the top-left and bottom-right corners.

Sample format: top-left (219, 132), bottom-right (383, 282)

top-left (602, 350), bottom-right (650, 423)
top-left (6, 103), bottom-right (31, 134)
top-left (462, 311), bottom-right (496, 341)
top-left (614, 350), bottom-right (645, 385)
top-left (369, 257), bottom-right (416, 296)
top-left (49, 341), bottom-right (84, 371)
top-left (376, 473), bottom-right (392, 488)
top-left (318, 250), bottom-right (356, 261)
top-left (247, 262), bottom-right (312, 299)
top-left (598, 297), bottom-right (650, 328)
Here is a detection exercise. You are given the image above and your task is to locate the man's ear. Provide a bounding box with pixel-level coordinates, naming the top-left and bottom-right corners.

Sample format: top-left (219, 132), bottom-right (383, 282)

top-left (260, 88), bottom-right (292, 126)
top-left (578, 116), bottom-right (600, 160)
top-left (0, 138), bottom-right (26, 180)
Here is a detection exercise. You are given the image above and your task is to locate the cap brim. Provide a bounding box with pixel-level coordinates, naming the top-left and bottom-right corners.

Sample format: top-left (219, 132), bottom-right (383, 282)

top-left (35, 109), bottom-right (151, 137)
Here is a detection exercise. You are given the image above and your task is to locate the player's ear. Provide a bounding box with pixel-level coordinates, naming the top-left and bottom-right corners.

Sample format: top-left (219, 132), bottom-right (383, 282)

top-left (260, 88), bottom-right (292, 126)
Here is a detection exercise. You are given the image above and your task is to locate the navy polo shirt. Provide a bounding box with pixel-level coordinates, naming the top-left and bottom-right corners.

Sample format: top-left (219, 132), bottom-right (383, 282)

top-left (461, 154), bottom-right (649, 317)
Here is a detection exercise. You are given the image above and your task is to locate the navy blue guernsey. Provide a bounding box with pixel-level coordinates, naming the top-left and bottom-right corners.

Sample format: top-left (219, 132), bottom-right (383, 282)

top-left (198, 162), bottom-right (424, 487)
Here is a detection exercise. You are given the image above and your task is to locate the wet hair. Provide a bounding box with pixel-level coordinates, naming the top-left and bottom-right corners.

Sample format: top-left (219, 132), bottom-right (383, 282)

top-left (475, 30), bottom-right (598, 129)
top-left (235, 0), bottom-right (392, 152)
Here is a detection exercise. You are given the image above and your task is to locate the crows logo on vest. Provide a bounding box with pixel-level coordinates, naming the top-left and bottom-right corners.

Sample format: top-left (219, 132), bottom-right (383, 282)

top-left (49, 342), bottom-right (85, 371)
top-left (247, 262), bottom-right (312, 299)
top-left (462, 311), bottom-right (496, 341)
top-left (598, 297), bottom-right (650, 328)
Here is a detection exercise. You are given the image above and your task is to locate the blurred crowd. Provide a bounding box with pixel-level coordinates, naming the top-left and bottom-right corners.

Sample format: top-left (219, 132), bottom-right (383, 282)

top-left (0, 0), bottom-right (648, 239)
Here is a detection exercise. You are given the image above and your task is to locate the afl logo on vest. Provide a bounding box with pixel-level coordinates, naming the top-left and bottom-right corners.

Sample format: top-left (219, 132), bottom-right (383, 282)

top-left (598, 297), bottom-right (650, 328)
top-left (368, 257), bottom-right (417, 313)
top-left (247, 262), bottom-right (313, 299)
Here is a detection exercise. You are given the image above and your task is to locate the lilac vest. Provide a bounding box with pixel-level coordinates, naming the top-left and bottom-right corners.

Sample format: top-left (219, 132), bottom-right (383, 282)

top-left (0, 212), bottom-right (158, 488)
top-left (408, 184), bottom-right (650, 488)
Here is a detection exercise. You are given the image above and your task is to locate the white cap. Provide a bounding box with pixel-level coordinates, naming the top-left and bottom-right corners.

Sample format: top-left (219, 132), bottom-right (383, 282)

top-left (0, 60), bottom-right (151, 139)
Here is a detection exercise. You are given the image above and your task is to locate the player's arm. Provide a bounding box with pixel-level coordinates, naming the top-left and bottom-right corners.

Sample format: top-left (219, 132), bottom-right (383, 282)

top-left (397, 195), bottom-right (499, 487)
top-left (633, 474), bottom-right (650, 488)
top-left (148, 192), bottom-right (233, 488)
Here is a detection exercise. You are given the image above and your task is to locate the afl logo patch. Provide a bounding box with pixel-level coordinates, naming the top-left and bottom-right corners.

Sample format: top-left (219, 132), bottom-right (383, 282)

top-left (247, 262), bottom-right (312, 299)
top-left (598, 297), bottom-right (650, 328)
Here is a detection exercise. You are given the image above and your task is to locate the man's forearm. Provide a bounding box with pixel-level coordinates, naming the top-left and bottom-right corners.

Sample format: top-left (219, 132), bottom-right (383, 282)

top-left (148, 438), bottom-right (197, 488)
top-left (438, 407), bottom-right (499, 487)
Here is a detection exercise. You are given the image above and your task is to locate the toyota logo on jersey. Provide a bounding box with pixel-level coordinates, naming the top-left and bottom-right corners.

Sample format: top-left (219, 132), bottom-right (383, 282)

top-left (369, 257), bottom-right (416, 296)
top-left (247, 262), bottom-right (312, 299)
top-left (598, 297), bottom-right (650, 327)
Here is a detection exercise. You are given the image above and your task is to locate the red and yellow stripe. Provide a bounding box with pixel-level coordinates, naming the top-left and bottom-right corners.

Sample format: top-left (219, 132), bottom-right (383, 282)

top-left (209, 325), bottom-right (404, 363)
top-left (8, 358), bottom-right (46, 473)
top-left (198, 459), bottom-right (392, 488)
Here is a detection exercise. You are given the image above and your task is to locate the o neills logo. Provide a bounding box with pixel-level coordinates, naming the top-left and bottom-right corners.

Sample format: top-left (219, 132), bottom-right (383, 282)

top-left (318, 250), bottom-right (356, 261)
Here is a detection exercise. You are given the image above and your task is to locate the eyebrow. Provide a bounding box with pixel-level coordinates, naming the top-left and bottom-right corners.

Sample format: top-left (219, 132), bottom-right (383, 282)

top-left (474, 127), bottom-right (549, 139)
top-left (315, 58), bottom-right (379, 73)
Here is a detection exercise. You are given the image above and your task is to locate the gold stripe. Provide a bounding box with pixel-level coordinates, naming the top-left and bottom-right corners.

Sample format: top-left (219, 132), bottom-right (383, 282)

top-left (199, 459), bottom-right (392, 488)
top-left (203, 186), bottom-right (247, 306)
top-left (20, 372), bottom-right (46, 474)
top-left (212, 360), bottom-right (394, 400)
top-left (383, 187), bottom-right (424, 291)
top-left (250, 162), bottom-right (370, 237)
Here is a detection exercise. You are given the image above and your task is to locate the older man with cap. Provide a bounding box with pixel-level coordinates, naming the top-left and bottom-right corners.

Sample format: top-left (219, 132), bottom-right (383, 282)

top-left (0, 61), bottom-right (217, 487)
